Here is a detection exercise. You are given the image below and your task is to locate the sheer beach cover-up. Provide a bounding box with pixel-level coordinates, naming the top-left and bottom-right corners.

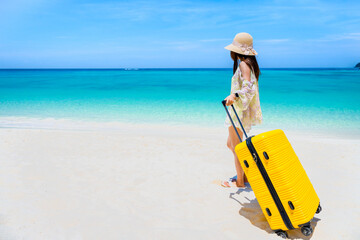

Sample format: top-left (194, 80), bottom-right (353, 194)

top-left (224, 66), bottom-right (262, 132)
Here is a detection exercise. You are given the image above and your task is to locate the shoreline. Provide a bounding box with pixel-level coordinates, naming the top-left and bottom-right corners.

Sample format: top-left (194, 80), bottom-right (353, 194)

top-left (1, 116), bottom-right (359, 140)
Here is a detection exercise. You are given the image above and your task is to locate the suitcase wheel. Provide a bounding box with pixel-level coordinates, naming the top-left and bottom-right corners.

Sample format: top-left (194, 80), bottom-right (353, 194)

top-left (301, 225), bottom-right (313, 236)
top-left (316, 203), bottom-right (322, 214)
top-left (275, 230), bottom-right (288, 239)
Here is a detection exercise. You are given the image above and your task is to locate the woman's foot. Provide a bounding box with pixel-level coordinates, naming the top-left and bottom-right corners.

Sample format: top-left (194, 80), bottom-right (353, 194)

top-left (231, 174), bottom-right (247, 188)
top-left (235, 180), bottom-right (246, 188)
top-left (221, 180), bottom-right (231, 188)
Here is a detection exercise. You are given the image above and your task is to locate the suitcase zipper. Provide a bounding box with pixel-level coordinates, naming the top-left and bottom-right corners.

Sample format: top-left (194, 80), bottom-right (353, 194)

top-left (246, 137), bottom-right (294, 230)
top-left (252, 153), bottom-right (258, 163)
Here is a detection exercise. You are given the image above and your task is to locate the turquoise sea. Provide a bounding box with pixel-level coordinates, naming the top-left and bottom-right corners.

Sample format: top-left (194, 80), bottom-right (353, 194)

top-left (0, 69), bottom-right (359, 136)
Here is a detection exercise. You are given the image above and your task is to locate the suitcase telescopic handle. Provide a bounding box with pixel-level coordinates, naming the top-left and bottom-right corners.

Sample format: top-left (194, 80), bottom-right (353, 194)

top-left (221, 100), bottom-right (248, 142)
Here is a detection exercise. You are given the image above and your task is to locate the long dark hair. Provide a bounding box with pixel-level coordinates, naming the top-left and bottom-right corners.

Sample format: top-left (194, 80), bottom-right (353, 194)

top-left (231, 51), bottom-right (260, 80)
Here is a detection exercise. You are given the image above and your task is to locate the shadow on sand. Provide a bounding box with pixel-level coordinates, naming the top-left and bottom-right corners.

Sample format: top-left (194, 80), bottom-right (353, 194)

top-left (229, 189), bottom-right (321, 239)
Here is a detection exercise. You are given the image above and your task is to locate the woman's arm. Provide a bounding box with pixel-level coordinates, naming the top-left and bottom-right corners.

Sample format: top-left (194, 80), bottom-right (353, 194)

top-left (239, 61), bottom-right (251, 83)
top-left (233, 62), bottom-right (257, 110)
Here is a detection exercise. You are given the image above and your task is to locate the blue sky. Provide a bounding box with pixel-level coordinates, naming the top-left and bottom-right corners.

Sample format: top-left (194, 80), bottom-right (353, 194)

top-left (1, 0), bottom-right (359, 68)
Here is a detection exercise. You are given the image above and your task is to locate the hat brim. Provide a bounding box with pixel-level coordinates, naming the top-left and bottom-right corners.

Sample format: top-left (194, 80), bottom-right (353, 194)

top-left (224, 44), bottom-right (257, 56)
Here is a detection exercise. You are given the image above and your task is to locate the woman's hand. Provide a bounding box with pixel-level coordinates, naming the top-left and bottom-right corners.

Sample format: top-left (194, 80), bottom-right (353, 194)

top-left (224, 93), bottom-right (237, 106)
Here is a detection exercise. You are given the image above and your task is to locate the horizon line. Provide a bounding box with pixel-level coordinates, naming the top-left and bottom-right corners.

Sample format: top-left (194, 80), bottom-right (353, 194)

top-left (0, 67), bottom-right (358, 70)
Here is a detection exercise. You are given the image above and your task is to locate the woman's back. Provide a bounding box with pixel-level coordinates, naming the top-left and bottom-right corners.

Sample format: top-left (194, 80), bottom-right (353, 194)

top-left (225, 63), bottom-right (262, 132)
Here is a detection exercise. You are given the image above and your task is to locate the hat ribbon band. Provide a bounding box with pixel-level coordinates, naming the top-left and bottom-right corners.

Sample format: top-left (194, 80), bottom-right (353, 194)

top-left (232, 41), bottom-right (257, 55)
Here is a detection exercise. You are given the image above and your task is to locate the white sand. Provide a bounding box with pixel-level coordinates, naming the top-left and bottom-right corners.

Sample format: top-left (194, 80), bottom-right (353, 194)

top-left (0, 123), bottom-right (359, 239)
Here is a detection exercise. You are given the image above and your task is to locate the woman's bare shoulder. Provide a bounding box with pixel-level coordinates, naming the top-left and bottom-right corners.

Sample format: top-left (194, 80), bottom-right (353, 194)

top-left (239, 61), bottom-right (250, 75)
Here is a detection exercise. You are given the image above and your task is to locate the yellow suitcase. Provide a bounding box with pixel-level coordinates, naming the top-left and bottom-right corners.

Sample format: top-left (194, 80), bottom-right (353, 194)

top-left (222, 101), bottom-right (321, 238)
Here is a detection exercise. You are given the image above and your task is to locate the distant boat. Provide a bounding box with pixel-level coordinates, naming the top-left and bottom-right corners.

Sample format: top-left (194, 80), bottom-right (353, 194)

top-left (355, 63), bottom-right (360, 68)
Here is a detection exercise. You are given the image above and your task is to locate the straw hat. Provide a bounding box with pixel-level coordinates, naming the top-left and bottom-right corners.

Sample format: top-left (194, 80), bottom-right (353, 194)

top-left (225, 32), bottom-right (257, 56)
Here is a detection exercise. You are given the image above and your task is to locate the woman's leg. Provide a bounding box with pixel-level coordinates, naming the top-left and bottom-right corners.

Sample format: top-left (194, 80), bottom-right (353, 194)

top-left (227, 126), bottom-right (247, 187)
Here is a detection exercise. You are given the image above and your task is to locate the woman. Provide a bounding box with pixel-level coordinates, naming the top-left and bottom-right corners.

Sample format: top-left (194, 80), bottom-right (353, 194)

top-left (222, 32), bottom-right (262, 188)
